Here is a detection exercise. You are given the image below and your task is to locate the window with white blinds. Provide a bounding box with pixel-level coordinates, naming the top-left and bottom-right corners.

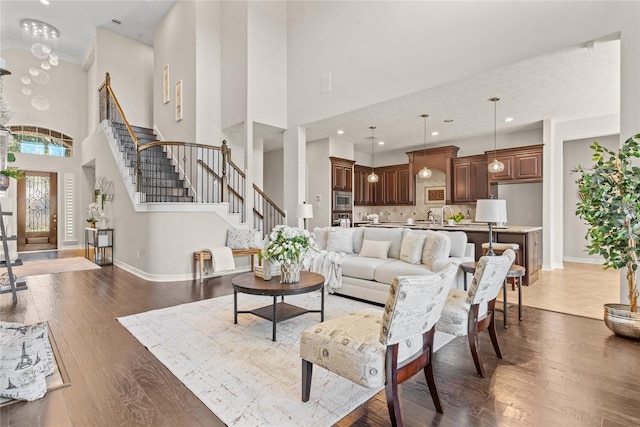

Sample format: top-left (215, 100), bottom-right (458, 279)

top-left (64, 173), bottom-right (76, 242)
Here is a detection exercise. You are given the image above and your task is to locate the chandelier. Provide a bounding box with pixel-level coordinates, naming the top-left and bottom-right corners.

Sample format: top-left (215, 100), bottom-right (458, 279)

top-left (367, 126), bottom-right (379, 183)
top-left (19, 19), bottom-right (60, 111)
top-left (418, 114), bottom-right (433, 179)
top-left (487, 97), bottom-right (505, 173)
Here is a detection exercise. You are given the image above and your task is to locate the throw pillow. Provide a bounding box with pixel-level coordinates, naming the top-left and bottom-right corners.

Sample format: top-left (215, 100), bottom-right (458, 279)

top-left (400, 231), bottom-right (427, 264)
top-left (226, 229), bottom-right (258, 249)
top-left (326, 228), bottom-right (355, 253)
top-left (313, 227), bottom-right (328, 251)
top-left (421, 230), bottom-right (451, 269)
top-left (359, 239), bottom-right (392, 259)
top-left (438, 230), bottom-right (468, 258)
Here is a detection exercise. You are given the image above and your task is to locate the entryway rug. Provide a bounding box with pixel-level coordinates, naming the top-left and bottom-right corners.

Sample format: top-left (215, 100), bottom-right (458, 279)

top-left (118, 293), bottom-right (455, 427)
top-left (9, 257), bottom-right (100, 278)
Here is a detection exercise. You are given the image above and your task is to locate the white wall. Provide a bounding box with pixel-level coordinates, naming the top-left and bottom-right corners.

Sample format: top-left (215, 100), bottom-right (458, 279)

top-left (221, 0), bottom-right (248, 130)
top-left (153, 1), bottom-right (197, 142)
top-left (96, 28), bottom-right (153, 128)
top-left (263, 148), bottom-right (284, 208)
top-left (563, 134), bottom-right (619, 262)
top-left (195, 0), bottom-right (224, 145)
top-left (247, 1), bottom-right (287, 129)
top-left (306, 138), bottom-right (331, 229)
top-left (2, 48), bottom-right (84, 140)
top-left (287, 2), bottom-right (633, 126)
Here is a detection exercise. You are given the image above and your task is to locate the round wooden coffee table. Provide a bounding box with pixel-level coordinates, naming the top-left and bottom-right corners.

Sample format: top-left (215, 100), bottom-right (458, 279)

top-left (231, 271), bottom-right (325, 342)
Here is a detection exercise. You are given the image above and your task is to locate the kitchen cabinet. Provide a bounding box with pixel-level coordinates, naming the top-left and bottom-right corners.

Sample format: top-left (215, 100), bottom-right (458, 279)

top-left (488, 145), bottom-right (543, 183)
top-left (451, 155), bottom-right (488, 204)
top-left (330, 157), bottom-right (355, 191)
top-left (354, 163), bottom-right (412, 206)
top-left (354, 165), bottom-right (373, 205)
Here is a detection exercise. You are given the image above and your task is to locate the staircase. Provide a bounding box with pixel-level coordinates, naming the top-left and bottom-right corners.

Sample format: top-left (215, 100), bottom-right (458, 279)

top-left (98, 72), bottom-right (286, 236)
top-left (111, 123), bottom-right (193, 203)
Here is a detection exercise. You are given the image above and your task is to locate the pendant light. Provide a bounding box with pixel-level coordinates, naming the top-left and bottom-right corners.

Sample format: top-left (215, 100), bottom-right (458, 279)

top-left (367, 126), bottom-right (379, 183)
top-left (487, 97), bottom-right (505, 173)
top-left (418, 114), bottom-right (432, 179)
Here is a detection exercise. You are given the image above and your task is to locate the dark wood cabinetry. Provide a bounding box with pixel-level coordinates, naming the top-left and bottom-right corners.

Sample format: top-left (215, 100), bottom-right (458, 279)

top-left (354, 165), bottom-right (414, 206)
top-left (488, 145), bottom-right (543, 183)
top-left (354, 163), bottom-right (412, 206)
top-left (354, 165), bottom-right (373, 205)
top-left (330, 157), bottom-right (355, 191)
top-left (465, 229), bottom-right (540, 286)
top-left (451, 155), bottom-right (488, 204)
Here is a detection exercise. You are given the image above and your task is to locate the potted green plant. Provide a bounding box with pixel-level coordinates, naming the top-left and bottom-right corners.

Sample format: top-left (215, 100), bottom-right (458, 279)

top-left (574, 133), bottom-right (640, 339)
top-left (450, 212), bottom-right (465, 224)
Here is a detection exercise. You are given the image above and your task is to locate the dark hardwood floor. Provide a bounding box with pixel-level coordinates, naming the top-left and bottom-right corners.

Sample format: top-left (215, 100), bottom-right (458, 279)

top-left (1, 258), bottom-right (639, 427)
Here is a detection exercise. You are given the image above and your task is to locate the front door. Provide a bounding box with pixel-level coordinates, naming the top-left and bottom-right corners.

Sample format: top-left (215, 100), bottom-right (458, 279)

top-left (17, 171), bottom-right (58, 252)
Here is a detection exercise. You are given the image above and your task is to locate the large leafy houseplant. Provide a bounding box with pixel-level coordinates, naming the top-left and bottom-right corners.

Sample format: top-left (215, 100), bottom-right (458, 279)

top-left (574, 134), bottom-right (640, 313)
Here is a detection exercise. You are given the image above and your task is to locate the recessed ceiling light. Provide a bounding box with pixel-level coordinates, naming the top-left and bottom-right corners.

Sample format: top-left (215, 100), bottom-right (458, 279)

top-left (378, 141), bottom-right (385, 145)
top-left (40, 0), bottom-right (50, 5)
top-left (504, 117), bottom-right (514, 122)
top-left (431, 131), bottom-right (439, 136)
top-left (444, 119), bottom-right (454, 123)
top-left (336, 130), bottom-right (344, 135)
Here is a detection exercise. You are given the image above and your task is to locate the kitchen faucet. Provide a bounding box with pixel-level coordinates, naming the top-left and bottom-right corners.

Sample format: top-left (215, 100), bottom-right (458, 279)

top-left (441, 205), bottom-right (453, 226)
top-left (427, 209), bottom-right (439, 226)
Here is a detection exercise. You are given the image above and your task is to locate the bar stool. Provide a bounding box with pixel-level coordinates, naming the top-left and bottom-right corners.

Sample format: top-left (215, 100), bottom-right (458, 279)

top-left (482, 243), bottom-right (521, 290)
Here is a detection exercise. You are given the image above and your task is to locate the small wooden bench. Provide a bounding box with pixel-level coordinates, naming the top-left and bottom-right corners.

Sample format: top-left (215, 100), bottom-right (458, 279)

top-left (193, 248), bottom-right (261, 283)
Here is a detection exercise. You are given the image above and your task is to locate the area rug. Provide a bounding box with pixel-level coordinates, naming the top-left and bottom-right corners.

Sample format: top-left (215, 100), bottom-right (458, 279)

top-left (0, 324), bottom-right (71, 407)
top-left (8, 257), bottom-right (100, 278)
top-left (118, 293), bottom-right (456, 427)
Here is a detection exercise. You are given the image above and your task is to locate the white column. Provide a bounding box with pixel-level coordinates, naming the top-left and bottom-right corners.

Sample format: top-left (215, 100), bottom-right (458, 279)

top-left (244, 120), bottom-right (254, 225)
top-left (542, 118), bottom-right (559, 270)
top-left (283, 126), bottom-right (306, 227)
top-left (619, 17), bottom-right (640, 305)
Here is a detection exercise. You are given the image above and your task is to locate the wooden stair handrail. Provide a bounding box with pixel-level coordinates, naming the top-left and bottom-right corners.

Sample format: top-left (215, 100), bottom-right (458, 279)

top-left (253, 184), bottom-right (285, 217)
top-left (198, 159), bottom-right (244, 203)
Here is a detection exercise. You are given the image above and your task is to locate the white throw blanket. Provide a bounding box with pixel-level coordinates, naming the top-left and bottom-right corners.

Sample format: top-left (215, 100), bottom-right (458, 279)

top-left (205, 247), bottom-right (235, 272)
top-left (302, 250), bottom-right (345, 293)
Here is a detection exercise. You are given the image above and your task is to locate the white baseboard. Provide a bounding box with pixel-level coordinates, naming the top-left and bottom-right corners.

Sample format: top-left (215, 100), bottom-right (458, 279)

top-left (563, 256), bottom-right (604, 265)
top-left (113, 260), bottom-right (250, 282)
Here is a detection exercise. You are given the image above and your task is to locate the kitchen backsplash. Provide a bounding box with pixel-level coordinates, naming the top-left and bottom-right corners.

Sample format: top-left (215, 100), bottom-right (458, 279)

top-left (354, 204), bottom-right (476, 223)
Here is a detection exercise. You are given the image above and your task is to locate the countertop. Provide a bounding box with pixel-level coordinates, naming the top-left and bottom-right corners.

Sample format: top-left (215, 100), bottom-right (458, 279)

top-left (356, 221), bottom-right (542, 234)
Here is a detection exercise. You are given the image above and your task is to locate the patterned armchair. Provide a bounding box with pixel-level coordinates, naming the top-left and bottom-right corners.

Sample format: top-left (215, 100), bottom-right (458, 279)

top-left (436, 249), bottom-right (515, 377)
top-left (300, 263), bottom-right (458, 425)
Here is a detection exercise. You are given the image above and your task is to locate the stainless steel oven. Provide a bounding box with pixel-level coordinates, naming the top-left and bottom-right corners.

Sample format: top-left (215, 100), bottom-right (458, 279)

top-left (333, 191), bottom-right (352, 211)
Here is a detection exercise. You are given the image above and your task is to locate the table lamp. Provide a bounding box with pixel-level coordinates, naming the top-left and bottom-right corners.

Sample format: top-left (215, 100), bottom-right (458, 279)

top-left (297, 202), bottom-right (314, 230)
top-left (475, 198), bottom-right (507, 256)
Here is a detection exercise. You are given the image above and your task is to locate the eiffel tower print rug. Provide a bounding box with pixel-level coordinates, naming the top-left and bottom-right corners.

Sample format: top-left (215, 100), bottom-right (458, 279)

top-left (0, 321), bottom-right (71, 406)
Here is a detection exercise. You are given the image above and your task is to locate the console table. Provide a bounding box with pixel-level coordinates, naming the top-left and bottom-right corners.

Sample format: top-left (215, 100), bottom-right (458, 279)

top-left (85, 227), bottom-right (113, 266)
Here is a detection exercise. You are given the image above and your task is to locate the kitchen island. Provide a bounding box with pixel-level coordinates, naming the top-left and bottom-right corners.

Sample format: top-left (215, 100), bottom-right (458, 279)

top-left (358, 221), bottom-right (542, 286)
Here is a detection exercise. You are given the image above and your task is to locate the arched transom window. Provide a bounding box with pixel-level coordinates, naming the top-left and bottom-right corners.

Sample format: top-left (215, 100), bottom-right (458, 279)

top-left (8, 125), bottom-right (73, 158)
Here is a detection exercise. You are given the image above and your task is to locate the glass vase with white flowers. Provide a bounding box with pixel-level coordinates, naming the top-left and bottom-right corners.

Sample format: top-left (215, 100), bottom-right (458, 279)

top-left (262, 225), bottom-right (317, 283)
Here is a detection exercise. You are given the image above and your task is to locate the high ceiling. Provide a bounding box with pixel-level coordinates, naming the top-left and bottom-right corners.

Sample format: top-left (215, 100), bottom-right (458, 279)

top-left (0, 1), bottom-right (620, 154)
top-left (304, 37), bottom-right (620, 154)
top-left (0, 0), bottom-right (175, 64)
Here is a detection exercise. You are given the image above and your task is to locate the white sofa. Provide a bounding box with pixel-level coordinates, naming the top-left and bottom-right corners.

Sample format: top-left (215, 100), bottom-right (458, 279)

top-left (313, 226), bottom-right (474, 305)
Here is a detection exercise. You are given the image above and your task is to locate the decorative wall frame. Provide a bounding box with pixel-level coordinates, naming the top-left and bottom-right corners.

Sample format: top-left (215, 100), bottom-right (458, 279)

top-left (175, 80), bottom-right (183, 121)
top-left (425, 186), bottom-right (446, 205)
top-left (163, 66), bottom-right (170, 104)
